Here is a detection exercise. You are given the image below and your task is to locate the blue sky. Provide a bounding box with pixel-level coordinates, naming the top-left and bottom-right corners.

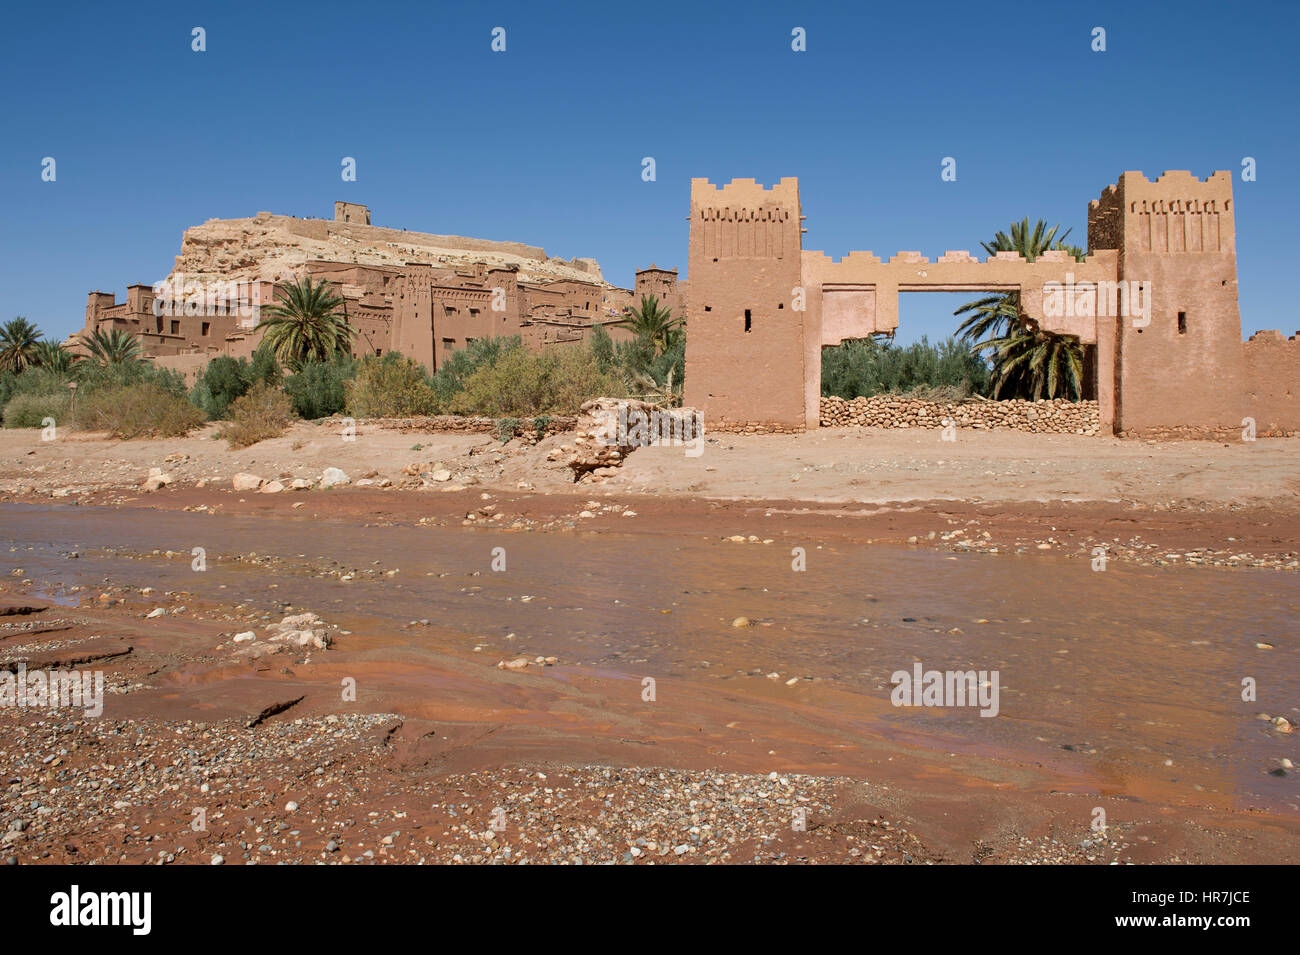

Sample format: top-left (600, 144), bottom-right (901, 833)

top-left (2, 0), bottom-right (1296, 345)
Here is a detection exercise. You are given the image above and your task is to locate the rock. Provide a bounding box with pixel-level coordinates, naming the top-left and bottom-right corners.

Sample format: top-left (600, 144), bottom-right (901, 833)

top-left (260, 480), bottom-right (285, 494)
top-left (320, 467), bottom-right (350, 488)
top-left (142, 468), bottom-right (172, 492)
top-left (233, 631), bottom-right (256, 643)
top-left (731, 617), bottom-right (751, 628)
top-left (232, 472), bottom-right (263, 491)
top-left (429, 469), bottom-right (452, 482)
top-left (145, 607), bottom-right (167, 619)
top-left (263, 612), bottom-right (330, 650)
top-left (498, 657), bottom-right (530, 670)
top-left (210, 854), bottom-right (225, 865)
top-left (285, 801), bottom-right (299, 812)
top-left (290, 478), bottom-right (312, 490)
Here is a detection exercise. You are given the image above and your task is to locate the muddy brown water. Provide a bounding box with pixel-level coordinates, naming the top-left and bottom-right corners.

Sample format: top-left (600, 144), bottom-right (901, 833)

top-left (2, 502), bottom-right (1296, 816)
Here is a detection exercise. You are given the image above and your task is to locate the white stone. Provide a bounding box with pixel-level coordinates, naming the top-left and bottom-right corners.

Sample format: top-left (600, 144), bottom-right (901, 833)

top-left (320, 467), bottom-right (350, 488)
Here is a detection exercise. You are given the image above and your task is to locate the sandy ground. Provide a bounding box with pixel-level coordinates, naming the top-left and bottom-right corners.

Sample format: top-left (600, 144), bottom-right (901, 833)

top-left (0, 421), bottom-right (1296, 865)
top-left (2, 419), bottom-right (1298, 509)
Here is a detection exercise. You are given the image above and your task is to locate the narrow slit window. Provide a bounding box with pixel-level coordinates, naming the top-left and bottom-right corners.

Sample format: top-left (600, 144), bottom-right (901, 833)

top-left (744, 309), bottom-right (752, 333)
top-left (1177, 311), bottom-right (1187, 334)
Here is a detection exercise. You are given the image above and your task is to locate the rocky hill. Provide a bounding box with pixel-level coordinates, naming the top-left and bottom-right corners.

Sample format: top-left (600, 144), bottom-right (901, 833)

top-left (167, 210), bottom-right (609, 286)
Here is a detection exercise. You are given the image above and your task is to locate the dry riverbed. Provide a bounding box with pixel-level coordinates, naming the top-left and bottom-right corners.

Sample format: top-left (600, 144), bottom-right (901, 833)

top-left (0, 422), bottom-right (1296, 865)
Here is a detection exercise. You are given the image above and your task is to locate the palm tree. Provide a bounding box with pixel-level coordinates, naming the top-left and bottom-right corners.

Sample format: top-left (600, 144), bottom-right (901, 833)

top-left (33, 339), bottom-right (81, 375)
top-left (981, 323), bottom-right (1084, 400)
top-left (79, 327), bottom-right (141, 366)
top-left (613, 295), bottom-right (683, 354)
top-left (954, 218), bottom-right (1086, 400)
top-left (254, 276), bottom-right (353, 371)
top-left (0, 317), bottom-right (42, 374)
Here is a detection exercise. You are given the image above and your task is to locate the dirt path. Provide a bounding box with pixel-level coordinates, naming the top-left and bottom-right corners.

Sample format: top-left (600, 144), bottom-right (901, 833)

top-left (2, 421), bottom-right (1297, 508)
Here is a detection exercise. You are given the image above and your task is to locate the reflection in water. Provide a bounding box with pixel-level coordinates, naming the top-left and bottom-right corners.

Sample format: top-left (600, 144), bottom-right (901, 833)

top-left (2, 502), bottom-right (1296, 809)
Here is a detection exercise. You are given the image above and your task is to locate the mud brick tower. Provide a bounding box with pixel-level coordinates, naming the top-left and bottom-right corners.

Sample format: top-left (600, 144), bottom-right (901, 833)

top-left (684, 178), bottom-right (817, 430)
top-left (1090, 171), bottom-right (1247, 433)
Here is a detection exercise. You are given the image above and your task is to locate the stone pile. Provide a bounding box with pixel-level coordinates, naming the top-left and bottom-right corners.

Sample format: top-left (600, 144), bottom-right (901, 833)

top-left (229, 611), bottom-right (332, 659)
top-left (562, 397), bottom-right (658, 482)
top-left (819, 395), bottom-right (1100, 434)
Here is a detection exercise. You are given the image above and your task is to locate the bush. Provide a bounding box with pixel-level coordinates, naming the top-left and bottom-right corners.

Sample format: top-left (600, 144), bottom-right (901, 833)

top-left (821, 336), bottom-right (990, 399)
top-left (496, 417), bottom-right (521, 442)
top-left (248, 344), bottom-right (283, 388)
top-left (451, 343), bottom-right (622, 417)
top-left (5, 366), bottom-right (73, 399)
top-left (189, 347), bottom-right (285, 420)
top-left (345, 353), bottom-right (439, 418)
top-left (2, 392), bottom-right (70, 429)
top-left (217, 382), bottom-right (296, 448)
top-left (190, 356), bottom-right (252, 420)
top-left (75, 359), bottom-right (188, 396)
top-left (429, 337), bottom-right (519, 409)
top-left (285, 353), bottom-right (357, 419)
top-left (73, 383), bottom-right (205, 439)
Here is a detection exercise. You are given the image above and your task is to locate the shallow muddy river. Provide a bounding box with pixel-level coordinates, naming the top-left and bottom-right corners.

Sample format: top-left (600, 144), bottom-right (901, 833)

top-left (3, 502), bottom-right (1296, 815)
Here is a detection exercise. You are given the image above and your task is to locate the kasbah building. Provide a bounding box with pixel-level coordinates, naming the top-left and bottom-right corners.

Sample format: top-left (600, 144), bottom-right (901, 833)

top-left (79, 171), bottom-right (1298, 439)
top-left (77, 200), bottom-right (683, 379)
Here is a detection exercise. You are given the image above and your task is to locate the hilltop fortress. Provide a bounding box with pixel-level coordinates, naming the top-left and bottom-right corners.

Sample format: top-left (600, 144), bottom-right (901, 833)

top-left (684, 172), bottom-right (1298, 437)
top-left (78, 202), bottom-right (686, 379)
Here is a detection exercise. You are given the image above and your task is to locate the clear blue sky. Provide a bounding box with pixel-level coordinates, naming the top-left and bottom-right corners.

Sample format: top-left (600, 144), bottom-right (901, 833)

top-left (2, 0), bottom-right (1295, 345)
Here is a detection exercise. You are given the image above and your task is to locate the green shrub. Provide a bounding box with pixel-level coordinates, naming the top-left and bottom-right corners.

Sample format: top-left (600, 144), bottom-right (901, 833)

top-left (248, 343), bottom-right (283, 388)
top-left (345, 353), bottom-right (438, 418)
top-left (189, 347), bottom-right (285, 420)
top-left (6, 366), bottom-right (73, 398)
top-left (75, 359), bottom-right (189, 398)
top-left (217, 381), bottom-right (296, 448)
top-left (429, 337), bottom-right (519, 409)
top-left (532, 414), bottom-right (552, 439)
top-left (73, 383), bottom-right (205, 438)
top-left (496, 417), bottom-right (521, 442)
top-left (2, 392), bottom-right (70, 429)
top-left (821, 336), bottom-right (990, 400)
top-left (450, 343), bottom-right (621, 417)
top-left (285, 353), bottom-right (357, 419)
top-left (190, 356), bottom-right (252, 420)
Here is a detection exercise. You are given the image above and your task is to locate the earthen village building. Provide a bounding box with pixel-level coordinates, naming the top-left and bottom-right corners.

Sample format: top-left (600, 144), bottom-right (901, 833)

top-left (78, 202), bottom-right (683, 381)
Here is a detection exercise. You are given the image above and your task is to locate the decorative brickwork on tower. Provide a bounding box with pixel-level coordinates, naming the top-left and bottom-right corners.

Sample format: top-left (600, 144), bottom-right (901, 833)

top-left (685, 172), bottom-right (1298, 437)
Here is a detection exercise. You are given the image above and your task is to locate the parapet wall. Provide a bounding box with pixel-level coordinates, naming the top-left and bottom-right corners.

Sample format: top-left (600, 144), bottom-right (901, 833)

top-left (1237, 330), bottom-right (1300, 436)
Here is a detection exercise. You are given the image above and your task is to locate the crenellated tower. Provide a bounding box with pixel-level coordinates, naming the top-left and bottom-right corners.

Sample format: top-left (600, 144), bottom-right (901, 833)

top-left (1089, 171), bottom-right (1245, 433)
top-left (684, 177), bottom-right (811, 429)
